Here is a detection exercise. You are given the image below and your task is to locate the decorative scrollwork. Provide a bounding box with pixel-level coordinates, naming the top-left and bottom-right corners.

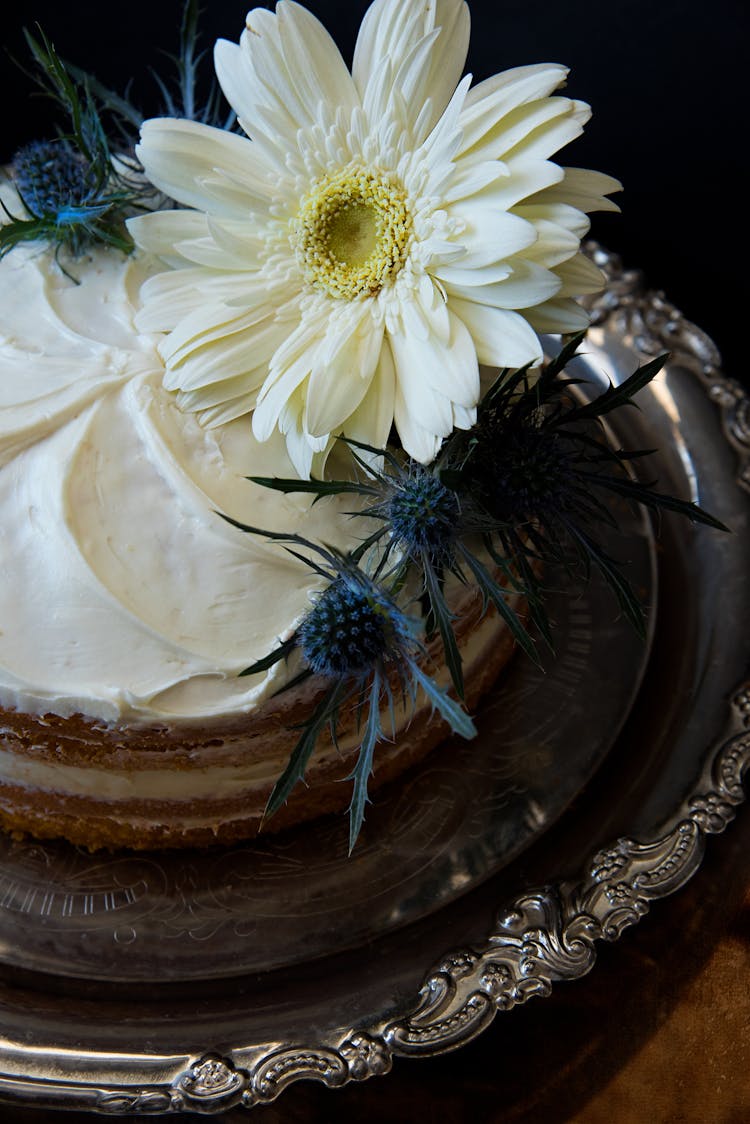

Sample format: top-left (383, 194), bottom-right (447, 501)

top-left (584, 243), bottom-right (750, 490)
top-left (732, 687), bottom-right (750, 726)
top-left (173, 1054), bottom-right (246, 1113)
top-left (93, 1090), bottom-right (176, 1115)
top-left (340, 1033), bottom-right (392, 1081)
top-left (246, 1046), bottom-right (348, 1105)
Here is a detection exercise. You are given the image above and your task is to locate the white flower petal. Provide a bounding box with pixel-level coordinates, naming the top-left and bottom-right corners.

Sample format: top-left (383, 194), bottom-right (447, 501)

top-left (461, 63), bottom-right (569, 139)
top-left (128, 211), bottom-right (211, 267)
top-left (220, 3), bottom-right (359, 141)
top-left (168, 315), bottom-right (289, 394)
top-left (526, 167), bottom-right (623, 212)
top-left (135, 271), bottom-right (263, 335)
top-left (414, 278), bottom-right (452, 345)
top-left (354, 0), bottom-right (469, 137)
top-left (213, 38), bottom-right (268, 133)
top-left (342, 340), bottom-right (397, 452)
top-left (441, 207), bottom-right (538, 269)
top-left (214, 37), bottom-right (301, 164)
top-left (418, 73), bottom-right (472, 166)
top-left (451, 403), bottom-right (476, 430)
top-left (444, 260), bottom-right (562, 310)
top-left (390, 308), bottom-right (479, 420)
top-left (514, 202), bottom-right (590, 240)
top-left (181, 385), bottom-right (261, 428)
top-left (168, 235), bottom-right (252, 272)
top-left (504, 101), bottom-right (591, 162)
top-left (179, 370), bottom-right (266, 412)
top-left (353, 0), bottom-right (423, 93)
top-left (278, 390), bottom-right (317, 478)
top-left (239, 11), bottom-right (311, 135)
top-left (435, 260), bottom-right (514, 288)
top-left (161, 291), bottom-right (289, 367)
top-left (458, 95), bottom-right (587, 167)
top-left (390, 337), bottom-right (454, 439)
top-left (378, 29), bottom-right (442, 139)
top-left (136, 119), bottom-right (275, 216)
top-left (253, 315), bottom-right (326, 443)
top-left (449, 300), bottom-right (543, 367)
top-left (393, 382), bottom-right (443, 464)
top-left (442, 160), bottom-right (510, 204)
top-left (417, 0), bottom-right (472, 131)
top-left (207, 217), bottom-right (272, 260)
top-left (275, 2), bottom-right (360, 119)
top-left (457, 156), bottom-right (565, 212)
top-left (516, 218), bottom-right (581, 269)
top-left (524, 298), bottom-right (590, 334)
top-left (305, 311), bottom-right (384, 437)
top-left (553, 253), bottom-right (606, 297)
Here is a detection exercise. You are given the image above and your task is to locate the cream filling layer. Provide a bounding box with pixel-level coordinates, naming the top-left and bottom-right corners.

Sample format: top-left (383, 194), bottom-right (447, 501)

top-left (0, 744), bottom-right (304, 802)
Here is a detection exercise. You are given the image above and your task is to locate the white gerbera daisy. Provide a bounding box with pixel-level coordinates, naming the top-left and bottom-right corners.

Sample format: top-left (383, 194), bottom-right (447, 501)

top-left (129, 0), bottom-right (620, 477)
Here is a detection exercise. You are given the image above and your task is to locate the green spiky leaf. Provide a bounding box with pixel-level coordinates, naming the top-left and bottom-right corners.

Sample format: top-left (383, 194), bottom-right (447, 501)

top-left (423, 561), bottom-right (464, 700)
top-left (560, 354), bottom-right (669, 425)
top-left (239, 634), bottom-right (298, 678)
top-left (264, 680), bottom-right (351, 820)
top-left (346, 672), bottom-right (383, 853)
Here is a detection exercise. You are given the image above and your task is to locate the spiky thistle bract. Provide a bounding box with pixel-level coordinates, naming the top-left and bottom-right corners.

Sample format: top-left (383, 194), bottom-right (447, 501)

top-left (439, 332), bottom-right (729, 637)
top-left (1, 28), bottom-right (143, 268)
top-left (248, 439), bottom-right (542, 703)
top-left (2, 2), bottom-right (234, 271)
top-left (219, 520), bottom-right (476, 852)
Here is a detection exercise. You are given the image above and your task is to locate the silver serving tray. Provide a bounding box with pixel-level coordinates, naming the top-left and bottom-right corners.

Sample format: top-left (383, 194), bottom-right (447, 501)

top-left (0, 245), bottom-right (747, 1114)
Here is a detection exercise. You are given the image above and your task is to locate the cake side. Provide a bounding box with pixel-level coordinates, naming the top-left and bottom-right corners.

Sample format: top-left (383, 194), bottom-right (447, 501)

top-left (0, 586), bottom-right (519, 849)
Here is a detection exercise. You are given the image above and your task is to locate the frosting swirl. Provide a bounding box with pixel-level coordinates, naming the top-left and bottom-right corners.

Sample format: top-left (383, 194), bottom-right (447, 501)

top-left (0, 201), bottom-right (361, 724)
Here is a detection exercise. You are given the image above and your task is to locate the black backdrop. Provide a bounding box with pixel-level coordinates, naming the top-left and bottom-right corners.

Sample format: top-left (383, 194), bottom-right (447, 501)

top-left (1, 0), bottom-right (745, 381)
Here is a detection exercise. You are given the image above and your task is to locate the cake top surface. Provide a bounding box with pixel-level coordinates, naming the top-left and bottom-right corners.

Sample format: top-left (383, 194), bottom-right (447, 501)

top-left (0, 187), bottom-right (364, 724)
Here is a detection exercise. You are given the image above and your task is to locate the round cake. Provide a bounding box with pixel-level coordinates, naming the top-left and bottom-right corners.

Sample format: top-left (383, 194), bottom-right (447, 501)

top-left (0, 0), bottom-right (628, 850)
top-left (0, 227), bottom-right (519, 849)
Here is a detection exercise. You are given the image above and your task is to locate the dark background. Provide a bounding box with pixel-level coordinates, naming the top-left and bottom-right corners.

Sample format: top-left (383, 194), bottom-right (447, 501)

top-left (0, 0), bottom-right (745, 383)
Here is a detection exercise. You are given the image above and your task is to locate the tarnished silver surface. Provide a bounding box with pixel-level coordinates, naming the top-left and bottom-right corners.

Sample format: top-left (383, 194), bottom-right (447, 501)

top-left (0, 245), bottom-right (746, 1112)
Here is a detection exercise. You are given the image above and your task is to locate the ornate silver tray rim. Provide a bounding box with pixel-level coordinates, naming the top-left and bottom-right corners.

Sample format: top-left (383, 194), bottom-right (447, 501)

top-left (0, 245), bottom-right (748, 1115)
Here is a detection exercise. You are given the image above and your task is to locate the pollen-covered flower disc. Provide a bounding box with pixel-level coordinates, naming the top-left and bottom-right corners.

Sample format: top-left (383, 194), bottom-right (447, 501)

top-left (130, 0), bottom-right (621, 477)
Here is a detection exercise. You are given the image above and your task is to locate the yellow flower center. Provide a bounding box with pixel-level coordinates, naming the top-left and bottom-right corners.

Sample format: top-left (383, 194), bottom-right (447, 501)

top-left (292, 167), bottom-right (413, 300)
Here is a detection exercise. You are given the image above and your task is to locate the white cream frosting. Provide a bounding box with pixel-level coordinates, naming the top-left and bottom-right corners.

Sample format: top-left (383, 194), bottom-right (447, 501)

top-left (0, 209), bottom-right (364, 726)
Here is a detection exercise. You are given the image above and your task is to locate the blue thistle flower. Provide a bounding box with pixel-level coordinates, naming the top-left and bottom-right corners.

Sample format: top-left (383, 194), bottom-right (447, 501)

top-left (0, 30), bottom-right (143, 269)
top-left (474, 426), bottom-right (573, 520)
top-left (219, 517), bottom-right (475, 852)
top-left (13, 140), bottom-right (93, 217)
top-left (247, 441), bottom-right (540, 702)
top-left (299, 571), bottom-right (415, 679)
top-left (386, 468), bottom-right (460, 561)
top-left (439, 334), bottom-right (727, 637)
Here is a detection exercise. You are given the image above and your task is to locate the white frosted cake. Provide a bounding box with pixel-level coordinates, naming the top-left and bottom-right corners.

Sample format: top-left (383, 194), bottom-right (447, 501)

top-left (0, 230), bottom-right (519, 848)
top-left (0, 0), bottom-right (628, 849)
